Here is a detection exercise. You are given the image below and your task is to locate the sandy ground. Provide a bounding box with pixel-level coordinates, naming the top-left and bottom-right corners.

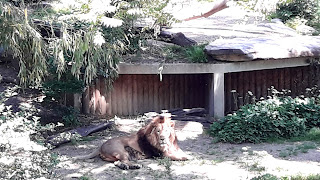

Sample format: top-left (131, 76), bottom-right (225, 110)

top-left (53, 118), bottom-right (320, 180)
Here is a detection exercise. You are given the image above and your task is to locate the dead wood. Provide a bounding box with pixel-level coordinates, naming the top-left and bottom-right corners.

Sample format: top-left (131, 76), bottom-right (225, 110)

top-left (183, 0), bottom-right (229, 21)
top-left (47, 121), bottom-right (114, 147)
top-left (159, 31), bottom-right (197, 47)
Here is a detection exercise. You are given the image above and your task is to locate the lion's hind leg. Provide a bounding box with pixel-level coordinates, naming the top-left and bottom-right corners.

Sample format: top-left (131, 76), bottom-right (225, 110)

top-left (101, 149), bottom-right (142, 170)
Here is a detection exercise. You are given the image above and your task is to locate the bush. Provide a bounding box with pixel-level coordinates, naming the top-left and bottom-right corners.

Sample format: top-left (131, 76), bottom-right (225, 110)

top-left (274, 0), bottom-right (317, 23)
top-left (209, 91), bottom-right (320, 143)
top-left (269, 0), bottom-right (320, 33)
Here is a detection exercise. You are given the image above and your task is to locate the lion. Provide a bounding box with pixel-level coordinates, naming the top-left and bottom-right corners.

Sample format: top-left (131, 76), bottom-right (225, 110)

top-left (75, 115), bottom-right (191, 170)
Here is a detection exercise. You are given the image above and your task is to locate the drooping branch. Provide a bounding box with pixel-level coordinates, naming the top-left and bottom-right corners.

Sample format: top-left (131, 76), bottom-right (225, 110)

top-left (183, 0), bottom-right (229, 21)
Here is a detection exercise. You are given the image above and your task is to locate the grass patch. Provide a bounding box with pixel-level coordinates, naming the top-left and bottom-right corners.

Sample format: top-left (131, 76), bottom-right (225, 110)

top-left (289, 127), bottom-right (320, 143)
top-left (251, 174), bottom-right (320, 180)
top-left (266, 128), bottom-right (320, 144)
top-left (278, 142), bottom-right (317, 158)
top-left (163, 44), bottom-right (208, 63)
top-left (185, 44), bottom-right (208, 63)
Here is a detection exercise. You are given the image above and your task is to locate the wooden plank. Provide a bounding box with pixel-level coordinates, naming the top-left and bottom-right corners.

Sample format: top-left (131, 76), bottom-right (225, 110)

top-left (308, 65), bottom-right (317, 87)
top-left (148, 75), bottom-right (154, 112)
top-left (82, 87), bottom-right (90, 114)
top-left (143, 75), bottom-right (149, 113)
top-left (243, 71), bottom-right (250, 105)
top-left (164, 75), bottom-right (170, 110)
top-left (290, 68), bottom-right (297, 97)
top-left (158, 77), bottom-right (165, 111)
top-left (95, 78), bottom-right (101, 114)
top-left (106, 90), bottom-right (112, 116)
top-left (89, 84), bottom-right (95, 114)
top-left (137, 75), bottom-right (144, 114)
top-left (249, 70), bottom-right (256, 103)
top-left (225, 73), bottom-right (232, 114)
top-left (237, 72), bottom-right (244, 107)
top-left (255, 70), bottom-right (262, 101)
top-left (266, 69), bottom-right (273, 96)
top-left (153, 75), bottom-right (159, 112)
top-left (112, 77), bottom-right (118, 115)
top-left (261, 70), bottom-right (267, 99)
top-left (284, 68), bottom-right (291, 92)
top-left (121, 75), bottom-right (128, 116)
top-left (174, 75), bottom-right (180, 108)
top-left (197, 74), bottom-right (205, 107)
top-left (230, 72), bottom-right (238, 111)
top-left (132, 75), bottom-right (138, 115)
top-left (296, 67), bottom-right (303, 95)
top-left (99, 77), bottom-right (107, 115)
top-left (179, 74), bottom-right (184, 108)
top-left (126, 75), bottom-right (133, 115)
top-left (117, 76), bottom-right (124, 115)
top-left (301, 66), bottom-right (309, 93)
top-left (272, 69), bottom-right (279, 90)
top-left (279, 68), bottom-right (285, 91)
top-left (185, 75), bottom-right (190, 108)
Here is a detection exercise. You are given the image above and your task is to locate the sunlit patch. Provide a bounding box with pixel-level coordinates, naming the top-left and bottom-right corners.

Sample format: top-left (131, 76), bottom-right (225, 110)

top-left (175, 121), bottom-right (203, 141)
top-left (147, 163), bottom-right (165, 171)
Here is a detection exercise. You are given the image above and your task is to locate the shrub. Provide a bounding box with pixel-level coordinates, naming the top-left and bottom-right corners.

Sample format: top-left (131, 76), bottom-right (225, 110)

top-left (209, 92), bottom-right (320, 143)
top-left (185, 44), bottom-right (208, 63)
top-left (269, 0), bottom-right (320, 33)
top-left (273, 0), bottom-right (317, 24)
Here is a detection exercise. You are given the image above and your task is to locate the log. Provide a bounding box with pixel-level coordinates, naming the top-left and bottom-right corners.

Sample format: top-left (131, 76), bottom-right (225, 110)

top-left (144, 107), bottom-right (210, 127)
top-left (169, 108), bottom-right (207, 116)
top-left (46, 121), bottom-right (114, 147)
top-left (159, 31), bottom-right (197, 47)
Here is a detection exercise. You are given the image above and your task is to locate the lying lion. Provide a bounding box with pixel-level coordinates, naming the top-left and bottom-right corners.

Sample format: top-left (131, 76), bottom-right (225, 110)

top-left (75, 115), bottom-right (191, 170)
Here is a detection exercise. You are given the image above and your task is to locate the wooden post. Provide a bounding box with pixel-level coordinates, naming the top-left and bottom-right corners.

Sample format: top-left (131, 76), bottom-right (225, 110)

top-left (209, 73), bottom-right (225, 118)
top-left (73, 93), bottom-right (82, 112)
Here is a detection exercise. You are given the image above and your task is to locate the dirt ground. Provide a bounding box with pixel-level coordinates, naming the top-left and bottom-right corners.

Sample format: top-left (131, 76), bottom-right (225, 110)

top-left (53, 118), bottom-right (320, 180)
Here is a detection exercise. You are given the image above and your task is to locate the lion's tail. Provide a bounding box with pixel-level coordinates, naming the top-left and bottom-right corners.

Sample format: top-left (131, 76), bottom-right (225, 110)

top-left (73, 147), bottom-right (100, 161)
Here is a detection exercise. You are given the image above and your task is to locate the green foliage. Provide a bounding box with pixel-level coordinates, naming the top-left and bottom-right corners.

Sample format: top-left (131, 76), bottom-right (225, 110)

top-left (273, 0), bottom-right (317, 24)
top-left (209, 88), bottom-right (320, 143)
top-left (185, 44), bottom-right (208, 63)
top-left (269, 0), bottom-right (320, 33)
top-left (251, 173), bottom-right (278, 180)
top-left (42, 73), bottom-right (84, 103)
top-left (0, 0), bottom-right (175, 90)
top-left (62, 107), bottom-right (80, 127)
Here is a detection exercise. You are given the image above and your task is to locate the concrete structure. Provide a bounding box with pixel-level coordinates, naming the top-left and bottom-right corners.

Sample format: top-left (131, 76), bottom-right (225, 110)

top-left (118, 57), bottom-right (310, 118)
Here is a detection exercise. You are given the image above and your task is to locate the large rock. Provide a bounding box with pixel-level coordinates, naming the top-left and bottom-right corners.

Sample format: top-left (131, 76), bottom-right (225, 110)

top-left (205, 36), bottom-right (320, 61)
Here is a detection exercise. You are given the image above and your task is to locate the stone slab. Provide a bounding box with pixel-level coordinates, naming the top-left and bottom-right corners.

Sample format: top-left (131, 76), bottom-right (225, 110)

top-left (205, 36), bottom-right (320, 61)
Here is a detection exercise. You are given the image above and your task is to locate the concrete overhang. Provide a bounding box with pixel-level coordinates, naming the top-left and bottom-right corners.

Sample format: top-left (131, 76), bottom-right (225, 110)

top-left (118, 57), bottom-right (310, 75)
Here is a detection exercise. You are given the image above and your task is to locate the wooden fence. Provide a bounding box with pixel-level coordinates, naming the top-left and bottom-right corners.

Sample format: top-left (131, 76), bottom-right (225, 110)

top-left (78, 74), bottom-right (210, 116)
top-left (70, 65), bottom-right (320, 116)
top-left (225, 65), bottom-right (320, 114)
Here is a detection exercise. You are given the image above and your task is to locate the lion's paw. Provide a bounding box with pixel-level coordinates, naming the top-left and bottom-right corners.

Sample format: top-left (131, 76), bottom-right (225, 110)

top-left (129, 164), bottom-right (142, 169)
top-left (114, 161), bottom-right (130, 170)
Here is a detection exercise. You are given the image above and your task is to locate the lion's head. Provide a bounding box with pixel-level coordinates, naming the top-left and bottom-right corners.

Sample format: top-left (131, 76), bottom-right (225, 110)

top-left (138, 115), bottom-right (177, 153)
